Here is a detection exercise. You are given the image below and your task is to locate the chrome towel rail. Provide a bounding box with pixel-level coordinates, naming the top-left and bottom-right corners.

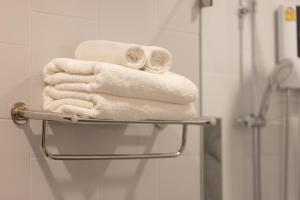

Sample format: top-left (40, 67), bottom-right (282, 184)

top-left (11, 102), bottom-right (218, 160)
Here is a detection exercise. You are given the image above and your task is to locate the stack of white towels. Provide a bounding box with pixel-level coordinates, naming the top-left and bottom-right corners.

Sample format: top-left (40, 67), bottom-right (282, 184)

top-left (43, 40), bottom-right (198, 121)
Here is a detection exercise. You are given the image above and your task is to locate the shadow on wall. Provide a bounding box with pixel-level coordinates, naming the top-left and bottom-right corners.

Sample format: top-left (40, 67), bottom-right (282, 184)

top-left (18, 121), bottom-right (164, 200)
top-left (150, 0), bottom-right (200, 43)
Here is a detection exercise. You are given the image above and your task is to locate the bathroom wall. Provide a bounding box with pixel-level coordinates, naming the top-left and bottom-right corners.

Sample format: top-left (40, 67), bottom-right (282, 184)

top-left (202, 0), bottom-right (300, 200)
top-left (0, 1), bottom-right (202, 200)
top-left (3, 0), bottom-right (294, 200)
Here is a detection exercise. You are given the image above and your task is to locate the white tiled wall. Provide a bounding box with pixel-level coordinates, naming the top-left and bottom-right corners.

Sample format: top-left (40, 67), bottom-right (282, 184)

top-left (0, 0), bottom-right (202, 200)
top-left (202, 0), bottom-right (300, 200)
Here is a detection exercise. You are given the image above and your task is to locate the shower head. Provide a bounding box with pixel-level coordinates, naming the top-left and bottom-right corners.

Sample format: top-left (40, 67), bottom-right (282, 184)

top-left (257, 59), bottom-right (293, 119)
top-left (269, 59), bottom-right (294, 86)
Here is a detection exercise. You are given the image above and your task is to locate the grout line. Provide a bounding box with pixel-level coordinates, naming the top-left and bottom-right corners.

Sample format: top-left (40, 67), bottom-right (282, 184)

top-left (97, 0), bottom-right (101, 37)
top-left (0, 41), bottom-right (27, 47)
top-left (154, 0), bottom-right (158, 40)
top-left (156, 158), bottom-right (161, 200)
top-left (0, 117), bottom-right (11, 121)
top-left (155, 158), bottom-right (159, 200)
top-left (28, 0), bottom-right (33, 107)
top-left (31, 9), bottom-right (97, 21)
top-left (29, 154), bottom-right (33, 200)
top-left (25, 0), bottom-right (32, 187)
top-left (161, 28), bottom-right (201, 36)
top-left (202, 71), bottom-right (241, 79)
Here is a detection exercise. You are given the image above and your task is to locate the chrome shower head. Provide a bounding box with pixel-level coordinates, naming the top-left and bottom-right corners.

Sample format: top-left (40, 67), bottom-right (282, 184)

top-left (257, 59), bottom-right (293, 119)
top-left (269, 59), bottom-right (294, 86)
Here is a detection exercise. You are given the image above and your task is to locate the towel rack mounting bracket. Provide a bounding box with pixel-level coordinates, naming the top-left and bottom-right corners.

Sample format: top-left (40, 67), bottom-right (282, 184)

top-left (11, 102), bottom-right (28, 125)
top-left (200, 0), bottom-right (213, 7)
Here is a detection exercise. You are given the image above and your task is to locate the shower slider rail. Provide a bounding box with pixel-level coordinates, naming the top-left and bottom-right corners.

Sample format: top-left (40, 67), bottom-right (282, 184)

top-left (11, 102), bottom-right (218, 160)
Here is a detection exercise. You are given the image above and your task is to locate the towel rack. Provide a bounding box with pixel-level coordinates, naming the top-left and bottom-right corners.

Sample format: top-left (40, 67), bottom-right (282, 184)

top-left (11, 102), bottom-right (218, 160)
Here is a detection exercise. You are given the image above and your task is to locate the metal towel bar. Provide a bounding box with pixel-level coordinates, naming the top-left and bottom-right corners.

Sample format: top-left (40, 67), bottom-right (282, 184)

top-left (11, 102), bottom-right (218, 160)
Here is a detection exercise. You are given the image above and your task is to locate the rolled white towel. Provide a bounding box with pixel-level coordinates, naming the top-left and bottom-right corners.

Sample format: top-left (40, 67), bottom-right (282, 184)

top-left (44, 58), bottom-right (198, 105)
top-left (143, 46), bottom-right (172, 73)
top-left (75, 40), bottom-right (146, 69)
top-left (44, 86), bottom-right (197, 121)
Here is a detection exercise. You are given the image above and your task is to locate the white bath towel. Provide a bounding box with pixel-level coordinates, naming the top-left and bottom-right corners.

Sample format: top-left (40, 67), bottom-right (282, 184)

top-left (143, 46), bottom-right (172, 73)
top-left (75, 40), bottom-right (146, 70)
top-left (44, 86), bottom-right (197, 120)
top-left (44, 58), bottom-right (198, 105)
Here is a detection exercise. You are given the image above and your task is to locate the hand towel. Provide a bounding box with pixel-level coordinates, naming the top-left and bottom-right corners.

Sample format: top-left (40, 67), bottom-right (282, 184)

top-left (44, 58), bottom-right (198, 105)
top-left (44, 86), bottom-right (197, 120)
top-left (75, 40), bottom-right (146, 69)
top-left (143, 46), bottom-right (172, 73)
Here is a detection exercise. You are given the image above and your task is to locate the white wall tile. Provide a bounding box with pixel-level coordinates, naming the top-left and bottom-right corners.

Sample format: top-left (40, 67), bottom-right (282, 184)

top-left (254, 0), bottom-right (278, 75)
top-left (31, 157), bottom-right (99, 200)
top-left (0, 120), bottom-right (30, 158)
top-left (202, 73), bottom-right (242, 116)
top-left (0, 0), bottom-right (29, 45)
top-left (0, 120), bottom-right (30, 200)
top-left (30, 13), bottom-right (97, 109)
top-left (0, 44), bottom-right (30, 118)
top-left (157, 0), bottom-right (200, 34)
top-left (225, 156), bottom-right (252, 200)
top-left (260, 123), bottom-right (285, 156)
top-left (99, 160), bottom-right (157, 200)
top-left (0, 157), bottom-right (30, 200)
top-left (222, 125), bottom-right (252, 200)
top-left (98, 0), bottom-right (157, 44)
top-left (286, 116), bottom-right (300, 200)
top-left (158, 156), bottom-right (200, 200)
top-left (201, 0), bottom-right (239, 77)
top-left (31, 0), bottom-right (98, 20)
top-left (261, 156), bottom-right (283, 200)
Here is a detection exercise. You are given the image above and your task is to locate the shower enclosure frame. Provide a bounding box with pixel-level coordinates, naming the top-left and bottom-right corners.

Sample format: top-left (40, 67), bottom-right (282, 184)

top-left (198, 1), bottom-right (223, 200)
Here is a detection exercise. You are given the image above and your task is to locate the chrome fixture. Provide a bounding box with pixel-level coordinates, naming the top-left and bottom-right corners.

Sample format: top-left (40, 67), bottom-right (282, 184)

top-left (200, 0), bottom-right (213, 7)
top-left (238, 7), bottom-right (252, 18)
top-left (241, 59), bottom-right (293, 127)
top-left (239, 59), bottom-right (293, 200)
top-left (257, 59), bottom-right (293, 120)
top-left (237, 1), bottom-right (260, 199)
top-left (11, 102), bottom-right (219, 160)
top-left (238, 0), bottom-right (256, 18)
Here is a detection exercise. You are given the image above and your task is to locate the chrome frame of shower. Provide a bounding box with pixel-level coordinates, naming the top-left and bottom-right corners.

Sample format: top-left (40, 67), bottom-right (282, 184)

top-left (238, 1), bottom-right (262, 200)
top-left (200, 0), bottom-right (213, 7)
top-left (199, 1), bottom-right (223, 200)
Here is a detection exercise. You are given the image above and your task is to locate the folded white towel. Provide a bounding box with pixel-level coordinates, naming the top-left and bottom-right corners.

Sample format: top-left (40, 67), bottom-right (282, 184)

top-left (143, 46), bottom-right (172, 73)
top-left (44, 86), bottom-right (196, 120)
top-left (44, 58), bottom-right (198, 105)
top-left (75, 40), bottom-right (146, 70)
